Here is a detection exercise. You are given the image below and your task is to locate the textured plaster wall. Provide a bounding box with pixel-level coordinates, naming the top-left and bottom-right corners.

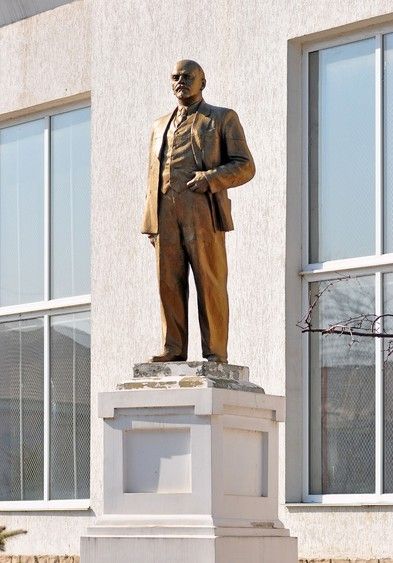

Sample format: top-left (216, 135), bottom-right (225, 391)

top-left (0, 0), bottom-right (90, 119)
top-left (3, 0), bottom-right (393, 559)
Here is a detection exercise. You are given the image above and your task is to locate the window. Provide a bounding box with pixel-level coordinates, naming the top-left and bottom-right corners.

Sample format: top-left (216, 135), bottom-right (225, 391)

top-left (303, 30), bottom-right (393, 502)
top-left (0, 105), bottom-right (91, 509)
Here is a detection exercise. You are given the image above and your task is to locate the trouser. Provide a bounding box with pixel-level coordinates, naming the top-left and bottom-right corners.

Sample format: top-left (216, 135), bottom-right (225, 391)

top-left (156, 188), bottom-right (229, 360)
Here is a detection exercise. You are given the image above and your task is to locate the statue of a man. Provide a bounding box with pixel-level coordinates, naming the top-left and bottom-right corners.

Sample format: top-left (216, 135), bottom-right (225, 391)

top-left (142, 60), bottom-right (255, 363)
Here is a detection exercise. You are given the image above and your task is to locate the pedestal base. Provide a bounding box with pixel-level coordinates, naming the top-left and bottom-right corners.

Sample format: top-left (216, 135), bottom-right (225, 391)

top-left (81, 535), bottom-right (297, 563)
top-left (81, 362), bottom-right (298, 562)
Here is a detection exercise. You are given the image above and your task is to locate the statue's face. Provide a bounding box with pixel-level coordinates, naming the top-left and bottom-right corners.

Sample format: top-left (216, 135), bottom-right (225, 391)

top-left (171, 61), bottom-right (205, 103)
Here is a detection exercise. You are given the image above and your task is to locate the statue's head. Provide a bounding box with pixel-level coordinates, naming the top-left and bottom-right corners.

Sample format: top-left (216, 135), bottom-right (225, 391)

top-left (171, 60), bottom-right (206, 104)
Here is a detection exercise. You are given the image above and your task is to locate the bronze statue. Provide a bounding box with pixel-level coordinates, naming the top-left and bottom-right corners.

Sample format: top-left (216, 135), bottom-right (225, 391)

top-left (142, 60), bottom-right (255, 363)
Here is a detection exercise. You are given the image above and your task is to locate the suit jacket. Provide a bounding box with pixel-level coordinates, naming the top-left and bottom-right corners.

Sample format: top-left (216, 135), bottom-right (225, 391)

top-left (141, 100), bottom-right (255, 234)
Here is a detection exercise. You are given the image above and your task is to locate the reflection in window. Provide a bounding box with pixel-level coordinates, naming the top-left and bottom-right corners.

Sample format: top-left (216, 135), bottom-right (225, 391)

top-left (384, 34), bottom-right (393, 252)
top-left (0, 120), bottom-right (44, 306)
top-left (383, 273), bottom-right (393, 492)
top-left (51, 107), bottom-right (91, 299)
top-left (309, 39), bottom-right (375, 262)
top-left (309, 276), bottom-right (375, 494)
top-left (50, 312), bottom-right (90, 500)
top-left (0, 319), bottom-right (44, 500)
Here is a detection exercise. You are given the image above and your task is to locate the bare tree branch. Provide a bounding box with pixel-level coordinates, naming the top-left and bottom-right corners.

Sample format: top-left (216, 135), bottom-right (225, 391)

top-left (297, 275), bottom-right (393, 361)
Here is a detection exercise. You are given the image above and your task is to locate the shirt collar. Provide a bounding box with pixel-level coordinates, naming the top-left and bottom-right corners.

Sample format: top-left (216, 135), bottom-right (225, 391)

top-left (177, 99), bottom-right (203, 117)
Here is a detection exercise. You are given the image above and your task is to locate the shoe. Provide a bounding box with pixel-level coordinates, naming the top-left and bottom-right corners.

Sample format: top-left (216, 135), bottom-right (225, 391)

top-left (149, 353), bottom-right (186, 363)
top-left (205, 354), bottom-right (228, 364)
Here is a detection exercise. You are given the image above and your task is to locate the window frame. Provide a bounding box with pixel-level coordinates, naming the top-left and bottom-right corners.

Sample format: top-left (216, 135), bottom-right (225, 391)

top-left (0, 100), bottom-right (91, 511)
top-left (301, 25), bottom-right (393, 504)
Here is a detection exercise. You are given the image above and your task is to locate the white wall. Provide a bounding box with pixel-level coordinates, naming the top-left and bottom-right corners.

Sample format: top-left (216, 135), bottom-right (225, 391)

top-left (1, 0), bottom-right (393, 558)
top-left (0, 0), bottom-right (90, 118)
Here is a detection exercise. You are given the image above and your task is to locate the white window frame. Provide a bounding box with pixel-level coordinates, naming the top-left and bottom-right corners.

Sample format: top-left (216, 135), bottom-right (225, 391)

top-left (0, 101), bottom-right (91, 511)
top-left (301, 25), bottom-right (393, 504)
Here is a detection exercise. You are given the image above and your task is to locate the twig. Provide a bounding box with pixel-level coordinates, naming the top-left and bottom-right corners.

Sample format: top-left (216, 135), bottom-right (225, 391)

top-left (297, 275), bottom-right (393, 361)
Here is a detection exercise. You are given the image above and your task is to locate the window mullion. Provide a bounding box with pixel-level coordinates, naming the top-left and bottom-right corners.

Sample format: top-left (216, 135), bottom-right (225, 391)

top-left (19, 321), bottom-right (24, 500)
top-left (44, 116), bottom-right (50, 302)
top-left (375, 272), bottom-right (384, 496)
top-left (375, 34), bottom-right (384, 497)
top-left (302, 281), bottom-right (310, 499)
top-left (302, 47), bottom-right (310, 500)
top-left (72, 316), bottom-right (78, 498)
top-left (43, 116), bottom-right (50, 502)
top-left (376, 33), bottom-right (383, 255)
top-left (43, 314), bottom-right (50, 501)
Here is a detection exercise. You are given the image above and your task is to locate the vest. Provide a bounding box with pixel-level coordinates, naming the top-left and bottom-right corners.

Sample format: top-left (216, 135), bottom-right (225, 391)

top-left (160, 112), bottom-right (198, 194)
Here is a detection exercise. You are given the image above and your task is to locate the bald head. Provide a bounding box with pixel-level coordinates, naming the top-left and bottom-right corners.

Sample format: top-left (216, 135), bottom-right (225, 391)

top-left (171, 60), bottom-right (206, 106)
top-left (173, 59), bottom-right (205, 80)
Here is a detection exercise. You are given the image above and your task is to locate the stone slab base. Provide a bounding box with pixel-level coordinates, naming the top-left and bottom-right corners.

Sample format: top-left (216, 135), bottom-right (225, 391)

top-left (132, 361), bottom-right (250, 381)
top-left (80, 535), bottom-right (297, 563)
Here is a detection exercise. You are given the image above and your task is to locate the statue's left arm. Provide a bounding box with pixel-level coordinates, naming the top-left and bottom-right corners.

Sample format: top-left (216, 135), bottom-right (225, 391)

top-left (204, 110), bottom-right (255, 193)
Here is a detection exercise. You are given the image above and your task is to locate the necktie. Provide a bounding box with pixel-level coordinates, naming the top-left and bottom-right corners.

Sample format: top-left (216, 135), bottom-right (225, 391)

top-left (174, 107), bottom-right (187, 129)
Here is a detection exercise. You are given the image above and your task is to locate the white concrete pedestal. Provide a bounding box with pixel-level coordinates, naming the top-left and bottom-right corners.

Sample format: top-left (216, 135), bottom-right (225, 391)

top-left (81, 362), bottom-right (297, 562)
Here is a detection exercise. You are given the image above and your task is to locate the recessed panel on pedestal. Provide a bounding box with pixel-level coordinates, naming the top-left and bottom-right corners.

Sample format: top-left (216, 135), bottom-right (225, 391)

top-left (123, 428), bottom-right (191, 494)
top-left (223, 428), bottom-right (268, 497)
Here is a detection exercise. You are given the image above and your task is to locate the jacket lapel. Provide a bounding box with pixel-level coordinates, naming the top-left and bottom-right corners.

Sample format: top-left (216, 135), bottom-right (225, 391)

top-left (153, 110), bottom-right (176, 158)
top-left (154, 101), bottom-right (212, 167)
top-left (191, 101), bottom-right (212, 169)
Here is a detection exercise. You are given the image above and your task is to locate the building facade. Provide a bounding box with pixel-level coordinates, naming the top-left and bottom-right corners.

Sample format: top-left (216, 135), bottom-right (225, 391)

top-left (1, 0), bottom-right (393, 559)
